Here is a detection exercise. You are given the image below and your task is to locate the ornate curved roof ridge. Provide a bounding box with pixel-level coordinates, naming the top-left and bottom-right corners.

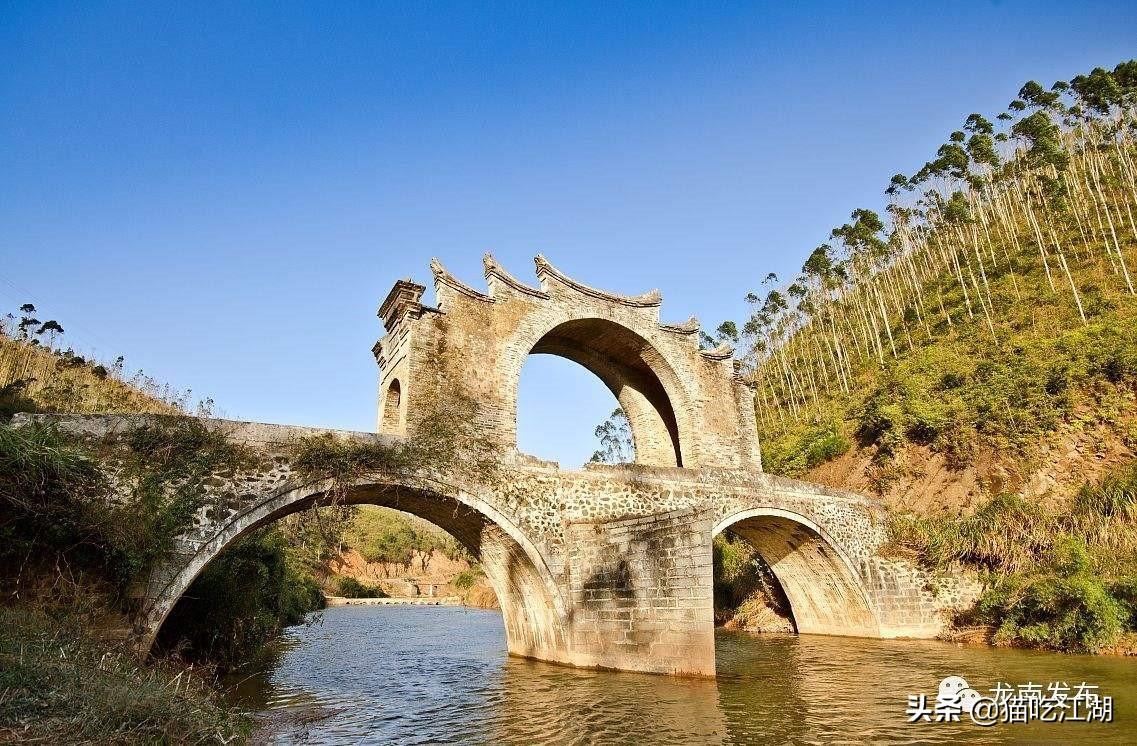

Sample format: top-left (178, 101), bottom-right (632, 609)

top-left (430, 258), bottom-right (493, 303)
top-left (699, 342), bottom-right (734, 361)
top-left (659, 316), bottom-right (700, 335)
top-left (534, 254), bottom-right (662, 308)
top-left (483, 253), bottom-right (549, 298)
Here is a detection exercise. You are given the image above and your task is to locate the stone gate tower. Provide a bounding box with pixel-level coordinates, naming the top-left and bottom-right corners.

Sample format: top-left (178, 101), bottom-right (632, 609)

top-left (374, 253), bottom-right (762, 471)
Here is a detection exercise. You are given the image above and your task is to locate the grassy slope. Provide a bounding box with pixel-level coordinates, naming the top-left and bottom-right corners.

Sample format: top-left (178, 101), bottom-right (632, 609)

top-left (758, 228), bottom-right (1137, 505)
top-left (751, 184), bottom-right (1137, 653)
top-left (0, 339), bottom-right (263, 741)
top-left (345, 505), bottom-right (466, 566)
top-left (327, 505), bottom-right (495, 605)
top-left (0, 608), bottom-right (246, 743)
top-left (1, 334), bottom-right (184, 419)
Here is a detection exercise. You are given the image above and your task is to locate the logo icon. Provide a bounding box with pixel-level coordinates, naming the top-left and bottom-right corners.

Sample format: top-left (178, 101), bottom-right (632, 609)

top-left (936, 676), bottom-right (983, 717)
top-left (907, 676), bottom-right (1113, 726)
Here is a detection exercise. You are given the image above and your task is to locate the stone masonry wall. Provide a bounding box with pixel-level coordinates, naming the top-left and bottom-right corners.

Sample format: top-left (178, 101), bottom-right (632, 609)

top-left (376, 255), bottom-right (762, 470)
top-left (14, 259), bottom-right (963, 677)
top-left (564, 509), bottom-right (716, 676)
top-left (13, 412), bottom-right (962, 676)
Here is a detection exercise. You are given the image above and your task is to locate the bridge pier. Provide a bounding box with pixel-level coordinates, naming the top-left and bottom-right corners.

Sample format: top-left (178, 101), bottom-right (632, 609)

top-left (561, 509), bottom-right (716, 677)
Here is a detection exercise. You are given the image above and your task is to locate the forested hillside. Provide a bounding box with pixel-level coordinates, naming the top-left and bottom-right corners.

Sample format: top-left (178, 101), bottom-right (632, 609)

top-left (723, 61), bottom-right (1137, 653)
top-left (734, 62), bottom-right (1136, 494)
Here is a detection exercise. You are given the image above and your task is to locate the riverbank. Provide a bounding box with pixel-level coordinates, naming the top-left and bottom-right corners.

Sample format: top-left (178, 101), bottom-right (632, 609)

top-left (325, 594), bottom-right (461, 607)
top-left (938, 624), bottom-right (1137, 656)
top-left (0, 608), bottom-right (248, 743)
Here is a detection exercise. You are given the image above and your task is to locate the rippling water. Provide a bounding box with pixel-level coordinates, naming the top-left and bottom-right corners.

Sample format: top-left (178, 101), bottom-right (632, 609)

top-left (226, 605), bottom-right (1135, 744)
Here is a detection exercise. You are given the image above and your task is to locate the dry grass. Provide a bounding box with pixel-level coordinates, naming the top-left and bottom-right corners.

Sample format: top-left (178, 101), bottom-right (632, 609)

top-left (0, 608), bottom-right (248, 744)
top-left (1, 335), bottom-right (184, 419)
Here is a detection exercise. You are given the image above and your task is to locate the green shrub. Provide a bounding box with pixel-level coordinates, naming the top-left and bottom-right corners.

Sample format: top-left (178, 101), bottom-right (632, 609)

top-left (1109, 575), bottom-right (1137, 630)
top-left (0, 423), bottom-right (115, 592)
top-left (761, 420), bottom-right (850, 476)
top-left (452, 568), bottom-right (483, 590)
top-left (1, 421), bottom-right (354, 672)
top-left (978, 540), bottom-right (1127, 653)
top-left (108, 419), bottom-right (261, 585)
top-left (157, 528), bottom-right (325, 665)
top-left (0, 607), bottom-right (248, 742)
top-left (337, 576), bottom-right (385, 598)
top-left (803, 427), bottom-right (851, 467)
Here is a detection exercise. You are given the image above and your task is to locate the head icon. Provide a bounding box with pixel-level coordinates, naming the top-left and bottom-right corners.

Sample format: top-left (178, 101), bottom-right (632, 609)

top-left (937, 676), bottom-right (970, 704)
top-left (957, 688), bottom-right (983, 714)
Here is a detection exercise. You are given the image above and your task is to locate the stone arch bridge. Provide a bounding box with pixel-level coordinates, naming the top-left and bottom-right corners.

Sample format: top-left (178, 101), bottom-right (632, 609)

top-left (22, 256), bottom-right (962, 677)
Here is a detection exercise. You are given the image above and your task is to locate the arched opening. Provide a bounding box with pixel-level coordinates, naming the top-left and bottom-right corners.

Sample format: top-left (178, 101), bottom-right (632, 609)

top-left (149, 482), bottom-right (566, 665)
top-left (516, 355), bottom-right (631, 467)
top-left (518, 318), bottom-right (684, 467)
top-left (712, 509), bottom-right (878, 638)
top-left (381, 379), bottom-right (401, 433)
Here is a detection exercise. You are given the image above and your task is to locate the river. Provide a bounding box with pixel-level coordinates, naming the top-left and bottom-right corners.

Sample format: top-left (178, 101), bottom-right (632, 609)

top-left (226, 605), bottom-right (1135, 744)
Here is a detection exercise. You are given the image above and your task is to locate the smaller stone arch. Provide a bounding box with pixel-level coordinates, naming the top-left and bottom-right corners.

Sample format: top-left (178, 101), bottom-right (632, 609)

top-left (712, 507), bottom-right (880, 637)
top-left (380, 379), bottom-right (402, 434)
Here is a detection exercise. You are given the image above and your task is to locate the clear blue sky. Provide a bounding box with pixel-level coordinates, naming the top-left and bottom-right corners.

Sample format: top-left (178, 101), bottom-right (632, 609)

top-left (2, 1), bottom-right (1133, 466)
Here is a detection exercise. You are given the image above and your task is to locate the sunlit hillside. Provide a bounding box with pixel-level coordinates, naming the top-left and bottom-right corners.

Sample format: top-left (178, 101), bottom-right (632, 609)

top-left (713, 62), bottom-right (1137, 655)
top-left (1, 305), bottom-right (192, 420)
top-left (732, 62), bottom-right (1137, 514)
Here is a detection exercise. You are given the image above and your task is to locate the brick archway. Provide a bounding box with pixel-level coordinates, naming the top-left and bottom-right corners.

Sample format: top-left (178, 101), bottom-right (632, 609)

top-left (712, 507), bottom-right (880, 637)
top-left (517, 317), bottom-right (686, 467)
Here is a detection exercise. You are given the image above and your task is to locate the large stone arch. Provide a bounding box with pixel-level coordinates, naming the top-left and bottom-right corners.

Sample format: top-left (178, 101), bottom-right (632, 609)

top-left (510, 317), bottom-right (690, 467)
top-left (382, 254), bottom-right (764, 471)
top-left (144, 477), bottom-right (570, 665)
top-left (712, 507), bottom-right (880, 637)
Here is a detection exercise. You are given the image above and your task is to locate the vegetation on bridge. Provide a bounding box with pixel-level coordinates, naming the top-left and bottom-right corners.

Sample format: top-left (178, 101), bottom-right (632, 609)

top-left (287, 389), bottom-right (502, 494)
top-left (0, 419), bottom-right (270, 741)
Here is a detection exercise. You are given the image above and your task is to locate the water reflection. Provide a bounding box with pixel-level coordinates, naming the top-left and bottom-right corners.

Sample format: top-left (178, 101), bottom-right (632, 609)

top-left (226, 606), bottom-right (1135, 745)
top-left (493, 658), bottom-right (727, 745)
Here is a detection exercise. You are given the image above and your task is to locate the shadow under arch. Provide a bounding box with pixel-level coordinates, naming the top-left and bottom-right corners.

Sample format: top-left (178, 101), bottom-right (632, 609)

top-left (145, 477), bottom-right (569, 664)
top-left (712, 507), bottom-right (880, 637)
top-left (512, 317), bottom-right (691, 467)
